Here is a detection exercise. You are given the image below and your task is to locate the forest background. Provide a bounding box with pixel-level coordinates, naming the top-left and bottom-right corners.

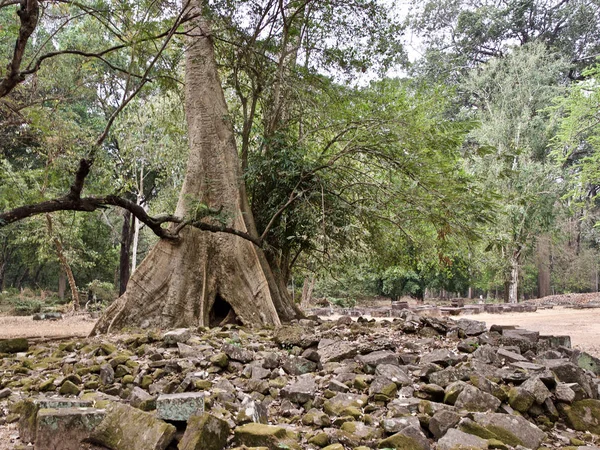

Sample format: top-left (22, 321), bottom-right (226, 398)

top-left (2, 0), bottom-right (600, 314)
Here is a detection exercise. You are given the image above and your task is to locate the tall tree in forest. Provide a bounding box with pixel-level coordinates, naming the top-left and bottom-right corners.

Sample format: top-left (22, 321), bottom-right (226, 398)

top-left (92, 0), bottom-right (303, 332)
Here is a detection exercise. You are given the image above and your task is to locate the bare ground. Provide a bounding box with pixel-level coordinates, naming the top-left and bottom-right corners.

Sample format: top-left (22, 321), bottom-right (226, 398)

top-left (0, 314), bottom-right (96, 340)
top-left (474, 306), bottom-right (600, 357)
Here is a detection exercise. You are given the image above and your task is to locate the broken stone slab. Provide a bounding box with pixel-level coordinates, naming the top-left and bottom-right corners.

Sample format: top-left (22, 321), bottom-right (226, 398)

top-left (163, 328), bottom-right (192, 345)
top-left (428, 409), bottom-right (461, 438)
top-left (497, 348), bottom-right (527, 363)
top-left (571, 350), bottom-right (600, 376)
top-left (32, 312), bottom-right (63, 321)
top-left (0, 338), bottom-right (28, 353)
top-left (544, 359), bottom-right (593, 398)
top-left (222, 342), bottom-right (254, 363)
top-left (178, 412), bottom-right (230, 450)
top-left (560, 399), bottom-right (600, 434)
top-left (323, 393), bottom-right (368, 416)
top-left (462, 412), bottom-right (546, 449)
top-left (273, 325), bottom-right (319, 349)
top-left (317, 339), bottom-right (358, 363)
top-left (539, 334), bottom-right (571, 349)
top-left (281, 374), bottom-right (318, 404)
top-left (454, 385), bottom-right (501, 412)
top-left (17, 396), bottom-right (95, 443)
top-left (156, 392), bottom-right (205, 421)
top-left (233, 423), bottom-right (299, 450)
top-left (35, 407), bottom-right (105, 450)
top-left (437, 428), bottom-right (489, 450)
top-left (378, 425), bottom-right (430, 450)
top-left (88, 402), bottom-right (176, 450)
top-left (453, 318), bottom-right (487, 336)
top-left (375, 364), bottom-right (412, 386)
top-left (356, 350), bottom-right (399, 369)
top-left (0, 387), bottom-right (12, 399)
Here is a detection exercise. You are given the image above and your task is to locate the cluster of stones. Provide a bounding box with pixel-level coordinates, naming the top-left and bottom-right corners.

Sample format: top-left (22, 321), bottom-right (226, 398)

top-left (307, 302), bottom-right (539, 319)
top-left (1, 311), bottom-right (600, 449)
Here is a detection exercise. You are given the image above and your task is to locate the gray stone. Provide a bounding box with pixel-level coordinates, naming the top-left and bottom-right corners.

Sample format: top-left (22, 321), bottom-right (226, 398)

top-left (233, 423), bottom-right (297, 450)
top-left (497, 348), bottom-right (527, 363)
top-left (237, 397), bottom-right (268, 424)
top-left (222, 343), bottom-right (254, 363)
top-left (429, 409), bottom-right (461, 438)
top-left (555, 382), bottom-right (576, 403)
top-left (420, 349), bottom-right (456, 367)
top-left (378, 425), bottom-right (430, 450)
top-left (35, 397), bottom-right (94, 409)
top-left (375, 364), bottom-right (411, 386)
top-left (0, 388), bottom-right (11, 399)
top-left (544, 359), bottom-right (593, 398)
top-left (323, 393), bottom-right (368, 416)
top-left (328, 379), bottom-right (350, 393)
top-left (99, 363), bottom-right (115, 385)
top-left (356, 350), bottom-right (399, 369)
top-left (454, 385), bottom-right (501, 412)
top-left (156, 392), bottom-right (205, 421)
top-left (178, 412), bottom-right (230, 450)
top-left (281, 374), bottom-right (318, 404)
top-left (471, 412), bottom-right (546, 449)
top-left (437, 428), bottom-right (488, 450)
top-left (89, 402), bottom-right (176, 450)
top-left (274, 325), bottom-right (319, 349)
top-left (35, 407), bottom-right (106, 450)
top-left (163, 328), bottom-right (192, 345)
top-left (454, 318), bottom-right (487, 336)
top-left (520, 377), bottom-right (551, 404)
top-left (382, 416), bottom-right (421, 433)
top-left (318, 339), bottom-right (358, 363)
top-left (281, 355), bottom-right (317, 375)
top-left (129, 386), bottom-right (156, 410)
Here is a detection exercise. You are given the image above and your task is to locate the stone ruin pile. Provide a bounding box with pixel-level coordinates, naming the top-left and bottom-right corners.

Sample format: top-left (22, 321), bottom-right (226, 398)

top-left (1, 310), bottom-right (600, 449)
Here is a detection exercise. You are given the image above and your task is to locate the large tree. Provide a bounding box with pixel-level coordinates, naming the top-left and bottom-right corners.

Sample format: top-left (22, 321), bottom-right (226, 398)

top-left (94, 1), bottom-right (304, 332)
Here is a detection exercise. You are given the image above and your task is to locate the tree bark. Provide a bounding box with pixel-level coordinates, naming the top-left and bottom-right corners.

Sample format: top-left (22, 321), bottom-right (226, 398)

top-left (92, 1), bottom-right (302, 334)
top-left (536, 234), bottom-right (551, 298)
top-left (118, 211), bottom-right (133, 295)
top-left (508, 250), bottom-right (521, 304)
top-left (46, 214), bottom-right (80, 310)
top-left (301, 275), bottom-right (315, 310)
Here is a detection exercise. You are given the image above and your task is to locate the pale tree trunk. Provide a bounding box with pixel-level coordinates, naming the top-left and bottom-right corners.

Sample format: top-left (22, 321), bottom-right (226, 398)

top-left (301, 275), bottom-right (315, 310)
top-left (45, 213), bottom-right (79, 310)
top-left (536, 234), bottom-right (551, 298)
top-left (92, 2), bottom-right (302, 334)
top-left (508, 250), bottom-right (521, 304)
top-left (131, 166), bottom-right (144, 273)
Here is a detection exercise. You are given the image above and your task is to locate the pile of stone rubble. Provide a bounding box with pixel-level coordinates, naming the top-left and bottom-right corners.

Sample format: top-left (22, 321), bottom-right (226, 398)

top-left (1, 310), bottom-right (600, 450)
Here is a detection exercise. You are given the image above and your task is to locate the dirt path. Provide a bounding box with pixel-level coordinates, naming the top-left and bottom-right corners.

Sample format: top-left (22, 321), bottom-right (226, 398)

top-left (473, 306), bottom-right (600, 357)
top-left (0, 314), bottom-right (96, 339)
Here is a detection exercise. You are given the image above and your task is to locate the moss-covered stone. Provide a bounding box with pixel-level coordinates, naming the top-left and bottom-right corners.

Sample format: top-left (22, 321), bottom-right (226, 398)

top-left (233, 423), bottom-right (299, 450)
top-left (561, 399), bottom-right (600, 434)
top-left (178, 412), bottom-right (230, 450)
top-left (59, 380), bottom-right (81, 396)
top-left (88, 402), bottom-right (176, 450)
top-left (378, 429), bottom-right (429, 450)
top-left (507, 387), bottom-right (534, 413)
top-left (0, 338), bottom-right (29, 353)
top-left (308, 432), bottom-right (329, 447)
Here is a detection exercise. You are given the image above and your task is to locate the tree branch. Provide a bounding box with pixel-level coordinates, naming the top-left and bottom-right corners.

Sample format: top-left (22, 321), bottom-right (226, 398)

top-left (0, 0), bottom-right (40, 98)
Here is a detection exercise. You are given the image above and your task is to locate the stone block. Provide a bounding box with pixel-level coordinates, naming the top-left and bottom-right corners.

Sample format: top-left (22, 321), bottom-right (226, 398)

top-left (157, 392), bottom-right (205, 421)
top-left (163, 328), bottom-right (192, 345)
top-left (35, 407), bottom-right (105, 450)
top-left (178, 412), bottom-right (230, 450)
top-left (0, 338), bottom-right (28, 353)
top-left (88, 402), bottom-right (176, 450)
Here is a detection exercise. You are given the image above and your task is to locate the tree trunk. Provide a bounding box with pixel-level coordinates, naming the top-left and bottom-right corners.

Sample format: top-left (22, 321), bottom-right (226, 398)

top-left (301, 275), bottom-right (315, 310)
top-left (119, 211), bottom-right (133, 295)
top-left (58, 270), bottom-right (66, 300)
top-left (92, 3), bottom-right (303, 334)
top-left (46, 214), bottom-right (79, 310)
top-left (536, 234), bottom-right (551, 298)
top-left (508, 250), bottom-right (520, 304)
